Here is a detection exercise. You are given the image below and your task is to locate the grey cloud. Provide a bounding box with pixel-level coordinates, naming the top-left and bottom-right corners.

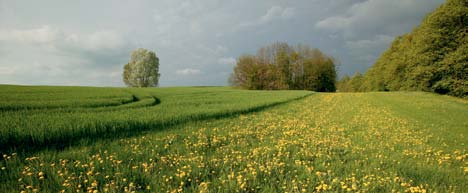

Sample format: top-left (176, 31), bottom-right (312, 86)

top-left (0, 25), bottom-right (132, 86)
top-left (0, 0), bottom-right (445, 86)
top-left (316, 0), bottom-right (444, 75)
top-left (345, 35), bottom-right (394, 64)
top-left (316, 0), bottom-right (444, 38)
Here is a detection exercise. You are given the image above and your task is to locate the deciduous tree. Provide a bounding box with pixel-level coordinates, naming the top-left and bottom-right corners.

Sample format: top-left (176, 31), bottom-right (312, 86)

top-left (123, 48), bottom-right (160, 87)
top-left (230, 43), bottom-right (336, 92)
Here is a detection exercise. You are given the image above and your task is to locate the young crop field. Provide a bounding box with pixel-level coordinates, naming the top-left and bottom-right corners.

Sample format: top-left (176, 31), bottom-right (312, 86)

top-left (0, 85), bottom-right (310, 153)
top-left (1, 86), bottom-right (467, 192)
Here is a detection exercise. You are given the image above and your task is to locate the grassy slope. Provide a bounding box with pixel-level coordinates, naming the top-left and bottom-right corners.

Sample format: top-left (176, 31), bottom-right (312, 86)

top-left (1, 89), bottom-right (467, 192)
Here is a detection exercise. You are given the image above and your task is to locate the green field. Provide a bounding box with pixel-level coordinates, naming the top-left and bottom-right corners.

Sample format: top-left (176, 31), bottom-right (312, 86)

top-left (0, 85), bottom-right (310, 153)
top-left (1, 86), bottom-right (467, 192)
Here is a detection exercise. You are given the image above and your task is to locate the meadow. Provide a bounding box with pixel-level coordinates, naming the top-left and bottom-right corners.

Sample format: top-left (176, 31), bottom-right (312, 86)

top-left (1, 86), bottom-right (467, 192)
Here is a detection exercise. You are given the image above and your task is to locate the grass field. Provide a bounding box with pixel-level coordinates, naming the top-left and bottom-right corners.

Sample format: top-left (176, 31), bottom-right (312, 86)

top-left (0, 85), bottom-right (310, 153)
top-left (1, 86), bottom-right (467, 192)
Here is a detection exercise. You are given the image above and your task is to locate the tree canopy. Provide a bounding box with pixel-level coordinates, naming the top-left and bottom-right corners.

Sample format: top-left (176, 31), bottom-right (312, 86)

top-left (123, 48), bottom-right (160, 87)
top-left (337, 73), bottom-right (365, 92)
top-left (230, 42), bottom-right (337, 92)
top-left (358, 0), bottom-right (468, 97)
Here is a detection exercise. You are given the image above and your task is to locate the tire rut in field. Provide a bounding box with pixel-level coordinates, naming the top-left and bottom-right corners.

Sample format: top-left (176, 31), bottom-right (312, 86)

top-left (0, 95), bottom-right (161, 113)
top-left (0, 93), bottom-right (312, 156)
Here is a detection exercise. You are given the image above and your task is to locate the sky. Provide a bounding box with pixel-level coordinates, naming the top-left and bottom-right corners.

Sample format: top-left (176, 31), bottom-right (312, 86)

top-left (0, 0), bottom-right (445, 87)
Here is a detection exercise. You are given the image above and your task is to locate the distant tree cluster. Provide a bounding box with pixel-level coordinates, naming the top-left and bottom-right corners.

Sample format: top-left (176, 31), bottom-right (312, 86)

top-left (354, 0), bottom-right (467, 97)
top-left (336, 73), bottom-right (365, 92)
top-left (230, 42), bottom-right (337, 92)
top-left (123, 48), bottom-right (160, 87)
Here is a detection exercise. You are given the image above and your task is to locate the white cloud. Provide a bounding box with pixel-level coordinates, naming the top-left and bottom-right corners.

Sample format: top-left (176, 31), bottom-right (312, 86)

top-left (151, 0), bottom-right (216, 36)
top-left (260, 6), bottom-right (295, 23)
top-left (196, 44), bottom-right (228, 56)
top-left (316, 16), bottom-right (349, 31)
top-left (240, 6), bottom-right (296, 27)
top-left (61, 30), bottom-right (127, 52)
top-left (315, 0), bottom-right (402, 32)
top-left (176, 68), bottom-right (201, 75)
top-left (281, 7), bottom-right (296, 18)
top-left (215, 45), bottom-right (228, 54)
top-left (218, 57), bottom-right (236, 65)
top-left (0, 25), bottom-right (131, 86)
top-left (190, 21), bottom-right (203, 34)
top-left (82, 31), bottom-right (126, 51)
top-left (345, 35), bottom-right (394, 50)
top-left (0, 26), bottom-right (127, 52)
top-left (0, 25), bottom-right (62, 44)
top-left (0, 66), bottom-right (16, 75)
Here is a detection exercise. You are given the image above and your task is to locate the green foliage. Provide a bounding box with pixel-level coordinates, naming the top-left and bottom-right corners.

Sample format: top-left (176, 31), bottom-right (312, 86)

top-left (123, 48), bottom-right (160, 87)
top-left (230, 42), bottom-right (337, 92)
top-left (362, 0), bottom-right (468, 97)
top-left (0, 85), bottom-right (311, 153)
top-left (337, 73), bottom-right (366, 92)
top-left (337, 75), bottom-right (351, 91)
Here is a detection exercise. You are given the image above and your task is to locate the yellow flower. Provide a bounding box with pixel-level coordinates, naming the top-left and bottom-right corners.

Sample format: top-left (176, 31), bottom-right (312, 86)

top-left (199, 182), bottom-right (210, 193)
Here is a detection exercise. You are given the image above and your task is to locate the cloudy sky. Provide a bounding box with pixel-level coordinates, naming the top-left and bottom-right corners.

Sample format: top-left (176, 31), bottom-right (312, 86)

top-left (0, 0), bottom-right (444, 87)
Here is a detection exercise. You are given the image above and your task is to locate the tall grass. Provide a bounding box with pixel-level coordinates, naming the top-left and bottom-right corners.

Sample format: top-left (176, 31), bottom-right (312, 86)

top-left (0, 86), bottom-right (311, 153)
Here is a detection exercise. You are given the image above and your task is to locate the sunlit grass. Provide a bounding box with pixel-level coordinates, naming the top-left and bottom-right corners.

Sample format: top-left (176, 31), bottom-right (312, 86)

top-left (0, 88), bottom-right (467, 192)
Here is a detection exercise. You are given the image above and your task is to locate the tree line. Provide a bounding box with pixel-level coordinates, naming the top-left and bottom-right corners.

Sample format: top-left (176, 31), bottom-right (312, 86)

top-left (230, 42), bottom-right (337, 92)
top-left (338, 0), bottom-right (467, 97)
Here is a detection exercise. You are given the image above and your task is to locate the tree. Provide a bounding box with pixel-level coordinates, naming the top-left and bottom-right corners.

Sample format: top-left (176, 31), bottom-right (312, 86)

top-left (229, 55), bottom-right (258, 89)
top-left (362, 0), bottom-right (468, 97)
top-left (337, 75), bottom-right (352, 92)
top-left (123, 48), bottom-right (160, 87)
top-left (230, 42), bottom-right (337, 92)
